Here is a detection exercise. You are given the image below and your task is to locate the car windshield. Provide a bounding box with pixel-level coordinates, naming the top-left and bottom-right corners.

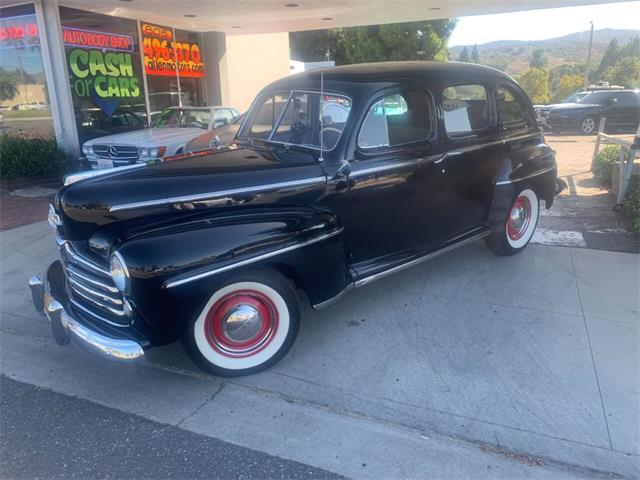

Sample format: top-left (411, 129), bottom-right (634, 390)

top-left (238, 91), bottom-right (352, 150)
top-left (579, 92), bottom-right (615, 105)
top-left (563, 92), bottom-right (588, 103)
top-left (154, 108), bottom-right (211, 129)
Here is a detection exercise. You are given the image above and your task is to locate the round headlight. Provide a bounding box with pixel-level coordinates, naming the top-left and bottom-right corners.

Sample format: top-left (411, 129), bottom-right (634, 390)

top-left (109, 251), bottom-right (130, 292)
top-left (82, 145), bottom-right (89, 155)
top-left (140, 148), bottom-right (150, 158)
top-left (86, 145), bottom-right (94, 155)
top-left (149, 147), bottom-right (159, 158)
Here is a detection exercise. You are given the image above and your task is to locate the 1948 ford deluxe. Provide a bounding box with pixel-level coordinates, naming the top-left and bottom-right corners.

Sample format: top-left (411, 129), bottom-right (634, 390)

top-left (30, 62), bottom-right (562, 377)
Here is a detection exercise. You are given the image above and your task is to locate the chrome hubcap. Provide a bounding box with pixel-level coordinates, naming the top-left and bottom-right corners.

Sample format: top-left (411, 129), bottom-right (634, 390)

top-left (507, 195), bottom-right (532, 241)
top-left (222, 304), bottom-right (263, 342)
top-left (582, 119), bottom-right (594, 132)
top-left (510, 207), bottom-right (526, 231)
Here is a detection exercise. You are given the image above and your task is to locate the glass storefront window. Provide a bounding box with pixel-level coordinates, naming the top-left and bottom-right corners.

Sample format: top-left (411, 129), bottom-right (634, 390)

top-left (0, 4), bottom-right (53, 138)
top-left (174, 28), bottom-right (206, 107)
top-left (59, 7), bottom-right (147, 145)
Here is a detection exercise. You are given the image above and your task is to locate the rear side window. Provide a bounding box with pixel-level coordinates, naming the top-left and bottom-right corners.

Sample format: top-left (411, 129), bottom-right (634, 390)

top-left (442, 85), bottom-right (490, 135)
top-left (496, 86), bottom-right (532, 129)
top-left (358, 91), bottom-right (433, 149)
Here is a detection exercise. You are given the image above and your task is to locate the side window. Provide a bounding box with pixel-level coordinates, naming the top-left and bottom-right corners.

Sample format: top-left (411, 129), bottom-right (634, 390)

top-left (214, 108), bottom-right (235, 128)
top-left (616, 93), bottom-right (640, 106)
top-left (272, 92), bottom-right (315, 146)
top-left (358, 91), bottom-right (433, 149)
top-left (246, 94), bottom-right (289, 139)
top-left (496, 86), bottom-right (532, 129)
top-left (442, 84), bottom-right (490, 135)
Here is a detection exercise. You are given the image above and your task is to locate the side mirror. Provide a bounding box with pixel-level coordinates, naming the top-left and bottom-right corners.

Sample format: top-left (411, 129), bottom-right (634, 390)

top-left (608, 97), bottom-right (618, 105)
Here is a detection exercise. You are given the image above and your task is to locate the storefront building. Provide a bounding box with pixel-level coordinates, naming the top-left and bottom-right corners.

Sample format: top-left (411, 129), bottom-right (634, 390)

top-left (0, 0), bottom-right (290, 155)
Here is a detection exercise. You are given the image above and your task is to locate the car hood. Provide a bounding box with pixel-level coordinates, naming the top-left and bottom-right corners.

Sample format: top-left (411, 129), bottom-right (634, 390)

top-left (57, 146), bottom-right (327, 245)
top-left (83, 127), bottom-right (207, 147)
top-left (538, 102), bottom-right (576, 111)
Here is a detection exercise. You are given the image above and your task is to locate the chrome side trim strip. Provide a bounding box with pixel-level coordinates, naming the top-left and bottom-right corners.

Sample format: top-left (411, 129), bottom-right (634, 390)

top-left (354, 230), bottom-right (490, 288)
top-left (312, 283), bottom-right (354, 310)
top-left (64, 163), bottom-right (146, 186)
top-left (495, 165), bottom-right (556, 186)
top-left (109, 177), bottom-right (327, 213)
top-left (164, 227), bottom-right (343, 289)
top-left (64, 243), bottom-right (110, 277)
top-left (350, 161), bottom-right (416, 178)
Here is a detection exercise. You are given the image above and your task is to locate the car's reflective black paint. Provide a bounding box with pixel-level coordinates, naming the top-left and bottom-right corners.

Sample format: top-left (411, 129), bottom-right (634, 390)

top-left (45, 61), bottom-right (559, 352)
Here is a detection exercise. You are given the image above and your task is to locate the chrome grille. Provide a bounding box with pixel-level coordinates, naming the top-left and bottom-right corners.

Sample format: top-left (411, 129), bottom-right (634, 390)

top-left (92, 145), bottom-right (139, 161)
top-left (61, 243), bottom-right (129, 326)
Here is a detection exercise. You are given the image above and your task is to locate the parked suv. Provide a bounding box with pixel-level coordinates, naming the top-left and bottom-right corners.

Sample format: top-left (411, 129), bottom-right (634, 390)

top-left (546, 90), bottom-right (640, 134)
top-left (31, 62), bottom-right (561, 377)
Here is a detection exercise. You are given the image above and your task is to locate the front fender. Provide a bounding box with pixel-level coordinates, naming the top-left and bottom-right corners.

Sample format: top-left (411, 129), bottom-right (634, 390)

top-left (116, 208), bottom-right (349, 345)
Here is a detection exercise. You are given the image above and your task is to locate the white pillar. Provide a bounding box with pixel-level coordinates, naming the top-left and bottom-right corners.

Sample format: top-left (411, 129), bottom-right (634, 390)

top-left (34, 0), bottom-right (80, 156)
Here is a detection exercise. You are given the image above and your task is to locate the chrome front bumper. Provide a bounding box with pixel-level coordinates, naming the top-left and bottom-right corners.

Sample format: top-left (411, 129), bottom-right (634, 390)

top-left (28, 264), bottom-right (144, 363)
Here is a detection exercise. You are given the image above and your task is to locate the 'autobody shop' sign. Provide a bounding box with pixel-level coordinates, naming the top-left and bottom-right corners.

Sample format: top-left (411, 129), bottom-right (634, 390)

top-left (64, 27), bottom-right (141, 99)
top-left (142, 23), bottom-right (205, 78)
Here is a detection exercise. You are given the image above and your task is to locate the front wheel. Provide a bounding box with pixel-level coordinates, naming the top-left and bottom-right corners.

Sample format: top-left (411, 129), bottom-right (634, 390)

top-left (485, 188), bottom-right (540, 256)
top-left (182, 269), bottom-right (300, 377)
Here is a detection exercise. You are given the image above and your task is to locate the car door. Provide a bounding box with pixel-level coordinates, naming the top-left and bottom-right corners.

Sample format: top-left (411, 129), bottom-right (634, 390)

top-left (440, 83), bottom-right (503, 238)
top-left (341, 89), bottom-right (445, 272)
top-left (609, 92), bottom-right (640, 130)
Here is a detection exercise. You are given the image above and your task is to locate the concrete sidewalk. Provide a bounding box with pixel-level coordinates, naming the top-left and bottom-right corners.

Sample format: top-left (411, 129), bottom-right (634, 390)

top-left (1, 221), bottom-right (638, 478)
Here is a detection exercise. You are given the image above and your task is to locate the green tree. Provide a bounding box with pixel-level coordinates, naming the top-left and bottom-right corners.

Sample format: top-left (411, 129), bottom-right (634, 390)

top-left (530, 49), bottom-right (548, 69)
top-left (0, 68), bottom-right (19, 102)
top-left (458, 46), bottom-right (470, 62)
top-left (518, 68), bottom-right (551, 104)
top-left (595, 38), bottom-right (620, 79)
top-left (471, 44), bottom-right (479, 63)
top-left (551, 74), bottom-right (584, 102)
top-left (603, 57), bottom-right (640, 88)
top-left (290, 19), bottom-right (457, 64)
top-left (335, 19), bottom-right (457, 64)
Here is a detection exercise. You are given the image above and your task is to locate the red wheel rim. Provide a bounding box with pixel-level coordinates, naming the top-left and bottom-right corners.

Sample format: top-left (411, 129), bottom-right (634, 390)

top-left (204, 290), bottom-right (279, 358)
top-left (507, 195), bottom-right (532, 241)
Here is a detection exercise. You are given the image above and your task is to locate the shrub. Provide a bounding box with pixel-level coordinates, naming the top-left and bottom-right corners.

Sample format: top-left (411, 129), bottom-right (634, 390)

top-left (593, 145), bottom-right (622, 188)
top-left (0, 133), bottom-right (71, 179)
top-left (622, 176), bottom-right (640, 234)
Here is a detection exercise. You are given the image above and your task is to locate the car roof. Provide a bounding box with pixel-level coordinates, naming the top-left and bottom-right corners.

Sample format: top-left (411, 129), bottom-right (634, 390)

top-left (262, 61), bottom-right (515, 97)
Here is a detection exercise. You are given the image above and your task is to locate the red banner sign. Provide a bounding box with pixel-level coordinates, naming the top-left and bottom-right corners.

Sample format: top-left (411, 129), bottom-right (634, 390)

top-left (141, 22), bottom-right (205, 78)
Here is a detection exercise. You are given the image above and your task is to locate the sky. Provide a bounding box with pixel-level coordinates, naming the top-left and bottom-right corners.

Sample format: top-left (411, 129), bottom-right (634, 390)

top-left (448, 1), bottom-right (640, 47)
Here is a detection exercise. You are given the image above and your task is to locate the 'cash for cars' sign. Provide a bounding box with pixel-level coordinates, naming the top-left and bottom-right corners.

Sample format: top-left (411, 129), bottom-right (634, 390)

top-left (141, 23), bottom-right (205, 78)
top-left (64, 27), bottom-right (141, 100)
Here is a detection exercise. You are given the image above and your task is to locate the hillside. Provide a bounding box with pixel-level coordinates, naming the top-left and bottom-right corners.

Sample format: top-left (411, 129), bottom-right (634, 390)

top-left (449, 28), bottom-right (640, 76)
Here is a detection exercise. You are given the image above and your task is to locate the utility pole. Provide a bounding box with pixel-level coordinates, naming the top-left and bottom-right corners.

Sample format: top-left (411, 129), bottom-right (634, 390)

top-left (585, 21), bottom-right (594, 88)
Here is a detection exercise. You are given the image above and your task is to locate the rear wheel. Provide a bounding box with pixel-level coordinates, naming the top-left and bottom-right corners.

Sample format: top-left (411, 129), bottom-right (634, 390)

top-left (580, 117), bottom-right (597, 134)
top-left (485, 188), bottom-right (539, 256)
top-left (182, 269), bottom-right (300, 377)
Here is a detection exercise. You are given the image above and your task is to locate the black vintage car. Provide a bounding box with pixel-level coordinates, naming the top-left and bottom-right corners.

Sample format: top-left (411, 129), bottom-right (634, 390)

top-left (30, 62), bottom-right (561, 377)
top-left (546, 90), bottom-right (640, 134)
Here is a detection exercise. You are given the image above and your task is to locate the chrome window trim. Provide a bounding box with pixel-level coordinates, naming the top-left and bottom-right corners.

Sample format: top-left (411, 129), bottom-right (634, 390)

top-left (238, 89), bottom-right (353, 153)
top-left (495, 165), bottom-right (556, 186)
top-left (109, 176), bottom-right (327, 213)
top-left (164, 227), bottom-right (343, 289)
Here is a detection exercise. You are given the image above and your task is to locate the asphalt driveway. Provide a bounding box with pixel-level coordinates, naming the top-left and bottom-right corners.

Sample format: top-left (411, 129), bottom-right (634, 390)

top-left (1, 221), bottom-right (638, 478)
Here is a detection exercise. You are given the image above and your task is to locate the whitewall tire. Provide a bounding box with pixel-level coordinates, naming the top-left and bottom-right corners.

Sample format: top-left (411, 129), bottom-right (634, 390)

top-left (183, 270), bottom-right (300, 377)
top-left (485, 188), bottom-right (539, 255)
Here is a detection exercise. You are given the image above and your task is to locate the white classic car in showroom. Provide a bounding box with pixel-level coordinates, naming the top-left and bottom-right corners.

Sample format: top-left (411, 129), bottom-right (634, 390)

top-left (82, 106), bottom-right (241, 169)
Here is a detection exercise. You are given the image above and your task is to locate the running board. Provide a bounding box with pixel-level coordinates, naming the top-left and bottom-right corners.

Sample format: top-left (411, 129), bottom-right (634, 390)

top-left (354, 229), bottom-right (490, 288)
top-left (313, 229), bottom-right (490, 309)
